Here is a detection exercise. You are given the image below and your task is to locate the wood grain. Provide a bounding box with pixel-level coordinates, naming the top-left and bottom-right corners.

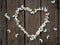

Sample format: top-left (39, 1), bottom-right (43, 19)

top-left (0, 0), bottom-right (7, 45)
top-left (58, 0), bottom-right (60, 45)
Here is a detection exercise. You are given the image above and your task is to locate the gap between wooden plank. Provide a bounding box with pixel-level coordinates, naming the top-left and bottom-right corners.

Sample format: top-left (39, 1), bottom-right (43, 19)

top-left (58, 0), bottom-right (60, 45)
top-left (0, 0), bottom-right (7, 45)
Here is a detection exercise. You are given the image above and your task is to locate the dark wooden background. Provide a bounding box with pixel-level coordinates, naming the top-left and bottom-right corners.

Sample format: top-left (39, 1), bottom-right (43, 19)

top-left (0, 0), bottom-right (60, 45)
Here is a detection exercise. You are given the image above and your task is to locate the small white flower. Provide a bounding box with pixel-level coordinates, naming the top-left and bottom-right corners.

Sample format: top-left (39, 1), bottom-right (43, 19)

top-left (51, 0), bottom-right (55, 4)
top-left (21, 27), bottom-right (24, 31)
top-left (17, 8), bottom-right (20, 12)
top-left (7, 29), bottom-right (11, 33)
top-left (44, 20), bottom-right (48, 23)
top-left (39, 39), bottom-right (43, 43)
top-left (5, 13), bottom-right (10, 20)
top-left (34, 9), bottom-right (37, 13)
top-left (26, 7), bottom-right (32, 12)
top-left (39, 28), bottom-right (43, 32)
top-left (12, 15), bottom-right (15, 17)
top-left (42, 23), bottom-right (46, 27)
top-left (30, 37), bottom-right (33, 40)
top-left (17, 21), bottom-right (20, 25)
top-left (40, 25), bottom-right (43, 28)
top-left (19, 8), bottom-right (23, 10)
top-left (22, 29), bottom-right (28, 35)
top-left (46, 12), bottom-right (50, 16)
top-left (44, 18), bottom-right (50, 23)
top-left (15, 33), bottom-right (19, 38)
top-left (18, 25), bottom-right (22, 28)
top-left (44, 7), bottom-right (48, 12)
top-left (46, 35), bottom-right (50, 39)
top-left (30, 34), bottom-right (36, 41)
top-left (36, 30), bottom-right (40, 36)
top-left (17, 20), bottom-right (20, 22)
top-left (31, 11), bottom-right (35, 14)
top-left (12, 14), bottom-right (18, 18)
top-left (27, 34), bottom-right (30, 37)
top-left (21, 5), bottom-right (26, 10)
top-left (53, 27), bottom-right (57, 31)
top-left (37, 7), bottom-right (41, 10)
top-left (21, 5), bottom-right (24, 8)
top-left (14, 17), bottom-right (18, 21)
top-left (43, 29), bottom-right (47, 32)
top-left (15, 10), bottom-right (19, 14)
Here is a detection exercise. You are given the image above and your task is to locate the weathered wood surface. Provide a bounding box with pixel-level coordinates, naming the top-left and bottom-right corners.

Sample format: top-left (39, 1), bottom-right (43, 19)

top-left (0, 0), bottom-right (59, 45)
top-left (7, 0), bottom-right (24, 45)
top-left (0, 0), bottom-right (7, 45)
top-left (58, 0), bottom-right (60, 45)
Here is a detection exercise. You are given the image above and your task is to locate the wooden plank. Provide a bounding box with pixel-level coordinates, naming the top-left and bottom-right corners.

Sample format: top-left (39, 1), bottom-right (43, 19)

top-left (0, 0), bottom-right (7, 45)
top-left (7, 0), bottom-right (24, 45)
top-left (0, 14), bottom-right (6, 45)
top-left (25, 0), bottom-right (41, 45)
top-left (41, 0), bottom-right (59, 45)
top-left (58, 0), bottom-right (60, 45)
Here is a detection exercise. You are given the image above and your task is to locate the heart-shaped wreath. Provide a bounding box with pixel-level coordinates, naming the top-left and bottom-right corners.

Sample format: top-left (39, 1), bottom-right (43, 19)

top-left (5, 5), bottom-right (50, 41)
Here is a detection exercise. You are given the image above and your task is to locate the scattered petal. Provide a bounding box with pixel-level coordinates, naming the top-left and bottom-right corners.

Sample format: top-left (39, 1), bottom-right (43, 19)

top-left (7, 29), bottom-right (11, 33)
top-left (46, 35), bottom-right (50, 39)
top-left (51, 0), bottom-right (55, 4)
top-left (5, 13), bottom-right (10, 20)
top-left (15, 33), bottom-right (19, 38)
top-left (39, 39), bottom-right (43, 43)
top-left (53, 27), bottom-right (57, 31)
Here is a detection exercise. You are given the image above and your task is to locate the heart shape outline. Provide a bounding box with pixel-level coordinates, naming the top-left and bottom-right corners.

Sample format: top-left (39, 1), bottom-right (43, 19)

top-left (5, 5), bottom-right (50, 41)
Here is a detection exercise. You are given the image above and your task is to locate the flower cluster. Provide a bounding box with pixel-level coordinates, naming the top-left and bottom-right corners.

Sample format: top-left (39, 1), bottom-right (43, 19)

top-left (15, 5), bottom-right (48, 15)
